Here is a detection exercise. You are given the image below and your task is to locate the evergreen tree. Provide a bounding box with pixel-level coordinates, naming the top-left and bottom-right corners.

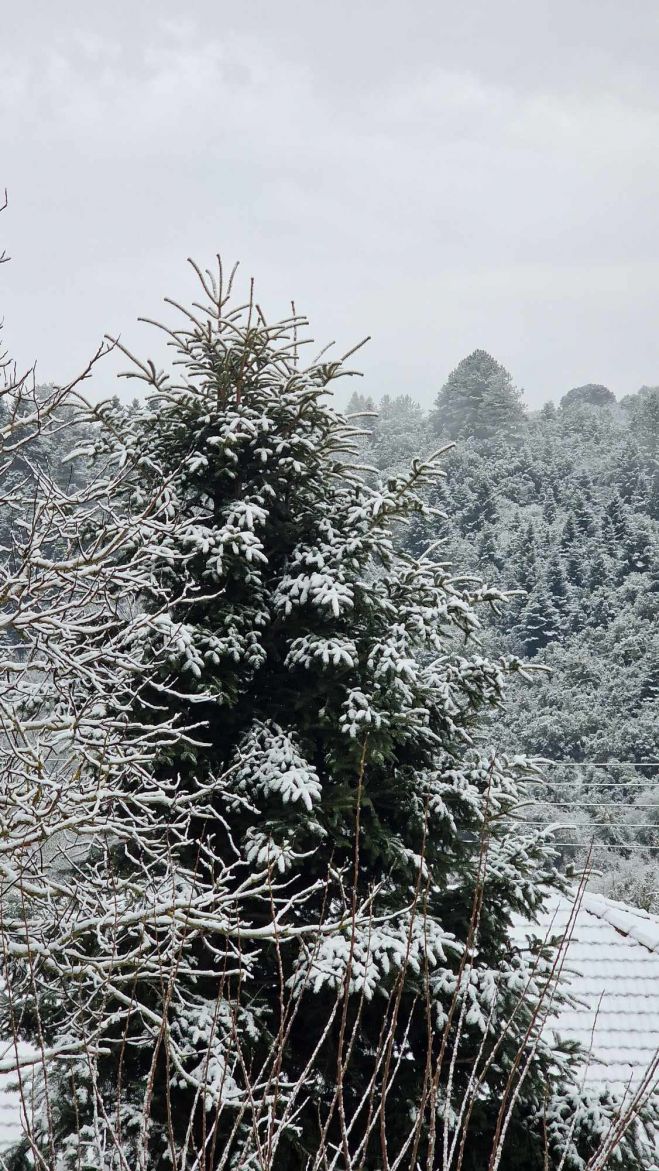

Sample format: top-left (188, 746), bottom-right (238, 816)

top-left (624, 386), bottom-right (659, 456)
top-left (588, 592), bottom-right (615, 628)
top-left (474, 477), bottom-right (498, 525)
top-left (560, 514), bottom-right (577, 549)
top-left (345, 390), bottom-right (376, 416)
top-left (640, 657), bottom-right (659, 705)
top-left (618, 441), bottom-right (644, 504)
top-left (622, 524), bottom-right (655, 575)
top-left (515, 520), bottom-right (537, 588)
top-left (600, 512), bottom-right (617, 554)
top-left (649, 469), bottom-right (659, 522)
top-left (542, 493), bottom-right (556, 525)
top-left (572, 495), bottom-right (596, 538)
top-left (430, 350), bottom-right (525, 441)
top-left (2, 264), bottom-right (646, 1170)
top-left (516, 589), bottom-right (561, 657)
top-left (368, 393), bottom-right (429, 470)
top-left (477, 528), bottom-right (500, 570)
top-left (344, 391), bottom-right (378, 459)
top-left (545, 557), bottom-right (569, 620)
top-left (559, 383), bottom-right (616, 411)
top-left (606, 496), bottom-right (628, 542)
top-left (461, 477), bottom-right (498, 532)
top-left (565, 550), bottom-right (585, 588)
top-left (636, 470), bottom-right (651, 509)
top-left (538, 401), bottom-right (557, 422)
top-left (588, 552), bottom-right (609, 592)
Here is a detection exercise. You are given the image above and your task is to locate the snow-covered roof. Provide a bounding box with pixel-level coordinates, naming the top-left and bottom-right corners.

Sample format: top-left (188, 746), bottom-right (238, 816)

top-left (518, 889), bottom-right (659, 1094)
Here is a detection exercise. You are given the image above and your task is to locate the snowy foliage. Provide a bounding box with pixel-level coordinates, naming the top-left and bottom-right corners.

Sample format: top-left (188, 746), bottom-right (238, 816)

top-left (357, 377), bottom-right (658, 887)
top-left (0, 261), bottom-right (655, 1170)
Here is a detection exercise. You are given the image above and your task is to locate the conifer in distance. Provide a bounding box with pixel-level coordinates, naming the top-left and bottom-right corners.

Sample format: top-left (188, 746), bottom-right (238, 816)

top-left (3, 263), bottom-right (654, 1171)
top-left (431, 350), bottom-right (525, 441)
top-left (559, 383), bottom-right (616, 411)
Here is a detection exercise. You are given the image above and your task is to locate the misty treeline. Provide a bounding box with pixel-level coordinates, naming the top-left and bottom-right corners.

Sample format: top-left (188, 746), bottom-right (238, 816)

top-left (347, 352), bottom-right (658, 905)
top-left (0, 248), bottom-right (657, 1171)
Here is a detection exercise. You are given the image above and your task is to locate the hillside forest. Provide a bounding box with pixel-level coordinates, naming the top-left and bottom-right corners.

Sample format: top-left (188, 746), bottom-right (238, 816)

top-left (346, 352), bottom-right (658, 909)
top-left (15, 350), bottom-right (657, 910)
top-left (1, 279), bottom-right (657, 1169)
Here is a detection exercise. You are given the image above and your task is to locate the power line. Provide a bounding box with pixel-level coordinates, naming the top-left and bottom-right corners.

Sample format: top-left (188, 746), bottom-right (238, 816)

top-left (526, 824), bottom-right (659, 833)
top-left (526, 781), bottom-right (658, 788)
top-left (528, 761), bottom-right (659, 769)
top-left (529, 802), bottom-right (659, 808)
top-left (550, 843), bottom-right (659, 851)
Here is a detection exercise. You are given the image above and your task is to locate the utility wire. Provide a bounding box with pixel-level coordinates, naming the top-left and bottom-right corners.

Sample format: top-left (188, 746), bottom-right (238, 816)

top-left (529, 802), bottom-right (659, 808)
top-left (529, 761), bottom-right (659, 768)
top-left (527, 822), bottom-right (657, 829)
top-left (526, 781), bottom-right (658, 788)
top-left (550, 843), bottom-right (659, 851)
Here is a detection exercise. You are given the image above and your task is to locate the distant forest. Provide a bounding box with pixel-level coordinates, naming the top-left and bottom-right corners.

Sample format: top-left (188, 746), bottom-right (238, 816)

top-left (7, 354), bottom-right (658, 911)
top-left (346, 351), bottom-right (658, 909)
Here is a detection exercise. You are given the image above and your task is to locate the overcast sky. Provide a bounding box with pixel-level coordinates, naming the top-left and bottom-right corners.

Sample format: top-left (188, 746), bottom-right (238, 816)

top-left (2, 0), bottom-right (659, 408)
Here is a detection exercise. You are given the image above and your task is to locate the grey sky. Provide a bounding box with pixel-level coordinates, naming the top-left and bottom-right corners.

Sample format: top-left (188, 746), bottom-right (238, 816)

top-left (3, 0), bottom-right (659, 408)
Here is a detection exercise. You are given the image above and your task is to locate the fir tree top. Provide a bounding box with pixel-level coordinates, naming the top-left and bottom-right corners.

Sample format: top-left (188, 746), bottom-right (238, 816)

top-left (560, 384), bottom-right (616, 411)
top-left (431, 350), bottom-right (525, 442)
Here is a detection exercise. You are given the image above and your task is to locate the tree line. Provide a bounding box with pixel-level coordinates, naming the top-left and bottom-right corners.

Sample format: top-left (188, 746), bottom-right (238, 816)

top-left (0, 262), bottom-right (656, 1168)
top-left (348, 351), bottom-right (658, 901)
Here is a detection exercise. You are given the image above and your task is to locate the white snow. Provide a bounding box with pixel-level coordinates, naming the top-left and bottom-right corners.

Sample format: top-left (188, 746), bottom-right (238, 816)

top-left (514, 889), bottom-right (659, 1096)
top-left (0, 1042), bottom-right (36, 1156)
top-left (2, 891), bottom-right (658, 1152)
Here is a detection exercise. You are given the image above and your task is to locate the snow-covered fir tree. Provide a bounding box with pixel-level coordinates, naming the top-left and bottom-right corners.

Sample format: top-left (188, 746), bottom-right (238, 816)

top-left (559, 384), bottom-right (616, 411)
top-left (2, 264), bottom-right (656, 1170)
top-left (430, 351), bottom-right (526, 442)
